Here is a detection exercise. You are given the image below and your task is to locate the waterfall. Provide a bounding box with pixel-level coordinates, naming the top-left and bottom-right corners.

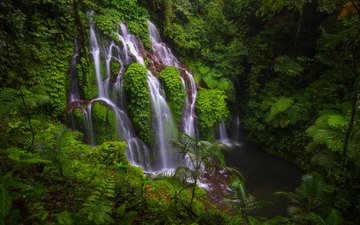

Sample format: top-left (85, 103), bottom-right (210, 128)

top-left (183, 71), bottom-right (197, 137)
top-left (116, 23), bottom-right (178, 170)
top-left (82, 25), bottom-right (153, 171)
top-left (148, 21), bottom-right (197, 138)
top-left (218, 121), bottom-right (232, 147)
top-left (85, 104), bottom-right (95, 146)
top-left (90, 26), bottom-right (107, 98)
top-left (217, 117), bottom-right (242, 147)
top-left (147, 71), bottom-right (177, 169)
top-left (69, 21), bottom-right (199, 172)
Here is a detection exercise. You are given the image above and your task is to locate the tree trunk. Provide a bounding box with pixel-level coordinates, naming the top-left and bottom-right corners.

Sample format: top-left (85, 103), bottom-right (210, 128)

top-left (343, 48), bottom-right (359, 156)
top-left (189, 176), bottom-right (197, 209)
top-left (72, 0), bottom-right (87, 59)
top-left (293, 11), bottom-right (303, 58)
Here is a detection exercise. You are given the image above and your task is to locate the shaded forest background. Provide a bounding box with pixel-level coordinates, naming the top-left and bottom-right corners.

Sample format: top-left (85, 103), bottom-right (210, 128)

top-left (0, 0), bottom-right (359, 224)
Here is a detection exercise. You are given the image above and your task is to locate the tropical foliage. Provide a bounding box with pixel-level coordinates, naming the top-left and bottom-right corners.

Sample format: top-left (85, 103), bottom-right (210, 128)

top-left (123, 63), bottom-right (153, 145)
top-left (159, 66), bottom-right (186, 127)
top-left (195, 89), bottom-right (229, 138)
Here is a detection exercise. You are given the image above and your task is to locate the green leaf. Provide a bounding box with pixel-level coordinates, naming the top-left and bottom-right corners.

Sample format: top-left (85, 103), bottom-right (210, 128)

top-left (56, 212), bottom-right (73, 225)
top-left (327, 115), bottom-right (348, 128)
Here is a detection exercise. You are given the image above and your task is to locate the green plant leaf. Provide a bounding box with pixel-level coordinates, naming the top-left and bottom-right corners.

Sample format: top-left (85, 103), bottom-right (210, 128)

top-left (56, 212), bottom-right (73, 225)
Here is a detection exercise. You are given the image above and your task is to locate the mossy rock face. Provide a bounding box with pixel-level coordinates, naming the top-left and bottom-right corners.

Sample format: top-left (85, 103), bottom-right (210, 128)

top-left (195, 88), bottom-right (229, 139)
top-left (79, 59), bottom-right (98, 100)
top-left (123, 63), bottom-right (152, 145)
top-left (160, 66), bottom-right (186, 128)
top-left (91, 101), bottom-right (118, 145)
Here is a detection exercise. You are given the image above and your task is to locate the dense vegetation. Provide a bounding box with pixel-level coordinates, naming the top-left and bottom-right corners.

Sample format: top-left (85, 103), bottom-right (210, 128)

top-left (159, 66), bottom-right (186, 128)
top-left (123, 63), bottom-right (153, 145)
top-left (1, 0), bottom-right (359, 224)
top-left (195, 89), bottom-right (229, 139)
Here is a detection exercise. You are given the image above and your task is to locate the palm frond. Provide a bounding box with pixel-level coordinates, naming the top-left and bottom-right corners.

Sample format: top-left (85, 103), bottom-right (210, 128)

top-left (225, 166), bottom-right (245, 181)
top-left (0, 88), bottom-right (21, 116)
top-left (275, 191), bottom-right (302, 205)
top-left (242, 199), bottom-right (270, 212)
top-left (0, 87), bottom-right (49, 117)
top-left (174, 166), bottom-right (194, 183)
top-left (311, 152), bottom-right (337, 170)
top-left (230, 179), bottom-right (247, 201)
top-left (296, 173), bottom-right (327, 204)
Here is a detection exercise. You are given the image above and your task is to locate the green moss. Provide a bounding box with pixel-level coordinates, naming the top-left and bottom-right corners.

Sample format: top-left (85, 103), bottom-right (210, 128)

top-left (195, 88), bottom-right (229, 138)
top-left (111, 60), bottom-right (121, 81)
top-left (123, 63), bottom-right (152, 145)
top-left (78, 58), bottom-right (97, 99)
top-left (160, 66), bottom-right (186, 128)
top-left (71, 108), bottom-right (87, 139)
top-left (91, 101), bottom-right (118, 145)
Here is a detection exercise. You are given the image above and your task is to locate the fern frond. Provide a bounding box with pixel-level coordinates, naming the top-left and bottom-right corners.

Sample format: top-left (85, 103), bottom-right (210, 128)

top-left (275, 191), bottom-right (302, 204)
top-left (327, 114), bottom-right (348, 128)
top-left (325, 208), bottom-right (342, 225)
top-left (311, 152), bottom-right (336, 170)
top-left (174, 166), bottom-right (194, 183)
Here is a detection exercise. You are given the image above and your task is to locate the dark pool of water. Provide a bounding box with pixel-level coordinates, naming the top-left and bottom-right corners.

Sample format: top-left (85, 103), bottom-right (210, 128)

top-left (224, 143), bottom-right (303, 218)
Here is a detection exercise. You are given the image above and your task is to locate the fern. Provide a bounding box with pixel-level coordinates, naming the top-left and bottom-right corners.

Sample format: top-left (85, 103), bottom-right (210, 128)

top-left (311, 152), bottom-right (336, 170)
top-left (325, 208), bottom-right (342, 225)
top-left (0, 87), bottom-right (49, 117)
top-left (327, 114), bottom-right (348, 128)
top-left (277, 173), bottom-right (333, 223)
top-left (82, 177), bottom-right (116, 225)
top-left (306, 112), bottom-right (348, 153)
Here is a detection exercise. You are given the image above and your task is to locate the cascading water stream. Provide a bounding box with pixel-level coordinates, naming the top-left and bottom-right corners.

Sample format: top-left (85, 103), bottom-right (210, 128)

top-left (147, 71), bottom-right (177, 169)
top-left (183, 71), bottom-right (197, 137)
top-left (90, 26), bottom-right (107, 98)
top-left (118, 24), bottom-right (144, 65)
top-left (217, 117), bottom-right (242, 147)
top-left (69, 38), bottom-right (81, 102)
top-left (85, 104), bottom-right (95, 146)
top-left (148, 21), bottom-right (197, 138)
top-left (117, 23), bottom-right (177, 170)
top-left (218, 121), bottom-right (232, 147)
top-left (87, 25), bottom-right (152, 171)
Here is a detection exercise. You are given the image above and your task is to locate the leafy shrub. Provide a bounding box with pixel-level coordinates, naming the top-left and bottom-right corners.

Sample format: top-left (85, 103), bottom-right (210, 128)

top-left (123, 63), bottom-right (152, 145)
top-left (306, 112), bottom-right (348, 153)
top-left (195, 89), bottom-right (229, 138)
top-left (190, 62), bottom-right (235, 99)
top-left (261, 96), bottom-right (295, 128)
top-left (274, 55), bottom-right (305, 77)
top-left (91, 101), bottom-right (118, 145)
top-left (94, 141), bottom-right (129, 167)
top-left (159, 66), bottom-right (186, 127)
